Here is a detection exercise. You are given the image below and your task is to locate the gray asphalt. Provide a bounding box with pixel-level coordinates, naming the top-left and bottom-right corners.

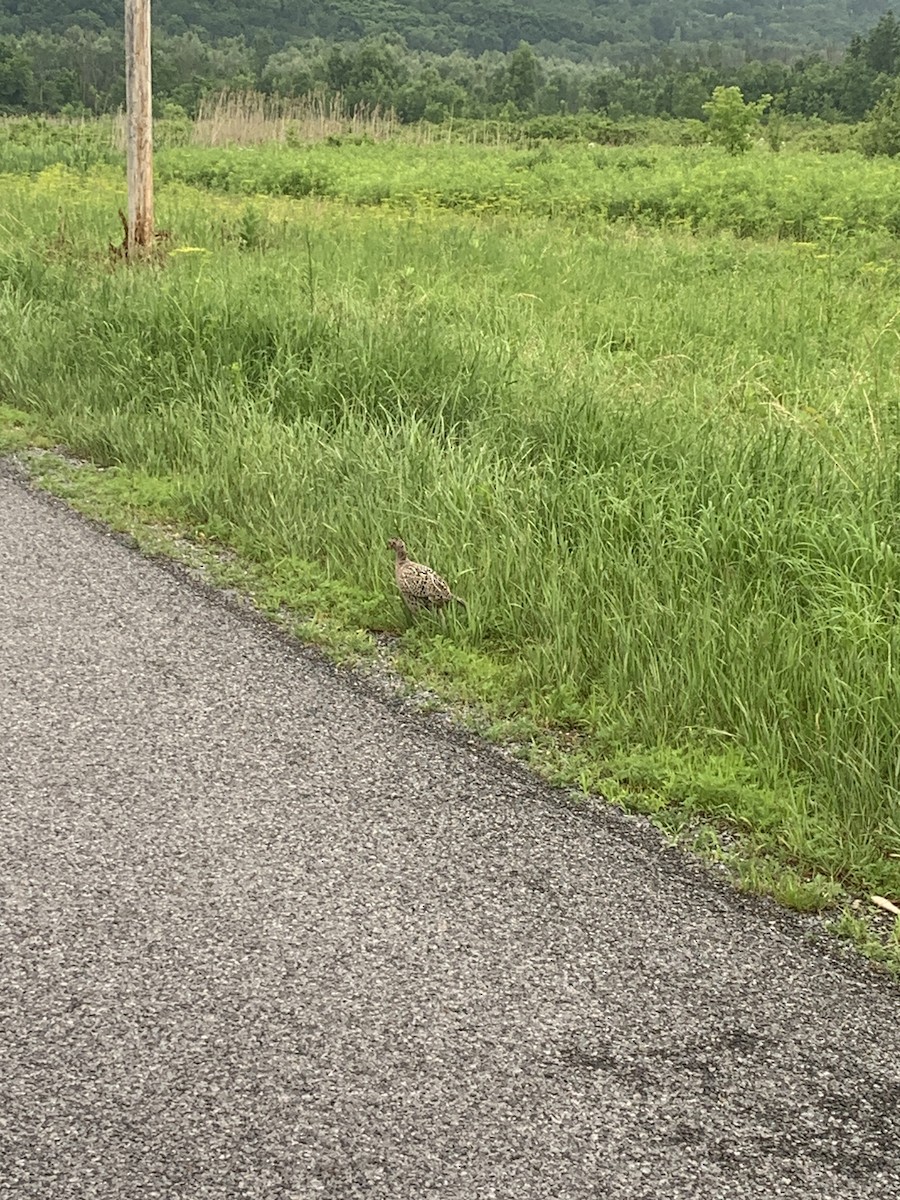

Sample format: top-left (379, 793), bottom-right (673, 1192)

top-left (1, 460), bottom-right (898, 1200)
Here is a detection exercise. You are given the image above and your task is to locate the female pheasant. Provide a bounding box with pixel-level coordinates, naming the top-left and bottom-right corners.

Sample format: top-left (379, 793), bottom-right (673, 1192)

top-left (387, 537), bottom-right (467, 612)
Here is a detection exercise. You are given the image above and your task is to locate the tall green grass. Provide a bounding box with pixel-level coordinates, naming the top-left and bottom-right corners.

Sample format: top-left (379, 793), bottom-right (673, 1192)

top-left (6, 122), bottom-right (900, 240)
top-left (0, 116), bottom-right (121, 173)
top-left (1, 166), bottom-right (899, 897)
top-left (150, 139), bottom-right (900, 240)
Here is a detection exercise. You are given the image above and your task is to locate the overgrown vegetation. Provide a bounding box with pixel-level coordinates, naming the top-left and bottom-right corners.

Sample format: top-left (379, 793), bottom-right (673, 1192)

top-left (1, 160), bottom-right (899, 953)
top-left (7, 126), bottom-right (900, 242)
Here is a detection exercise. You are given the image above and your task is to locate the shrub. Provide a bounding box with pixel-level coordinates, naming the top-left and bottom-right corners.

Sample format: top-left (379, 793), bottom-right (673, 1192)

top-left (703, 86), bottom-right (773, 154)
top-left (859, 79), bottom-right (900, 155)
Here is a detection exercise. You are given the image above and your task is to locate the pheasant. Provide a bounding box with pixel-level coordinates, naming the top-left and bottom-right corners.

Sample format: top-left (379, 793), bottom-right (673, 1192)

top-left (387, 538), bottom-right (467, 612)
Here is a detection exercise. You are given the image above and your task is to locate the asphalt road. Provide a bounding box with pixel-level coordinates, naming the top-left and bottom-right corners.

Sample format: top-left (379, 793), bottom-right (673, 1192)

top-left (1, 459), bottom-right (899, 1200)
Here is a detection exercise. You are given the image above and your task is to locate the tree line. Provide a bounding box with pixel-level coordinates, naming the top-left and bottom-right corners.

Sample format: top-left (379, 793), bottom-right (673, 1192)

top-left (0, 0), bottom-right (888, 63)
top-left (3, 12), bottom-right (900, 131)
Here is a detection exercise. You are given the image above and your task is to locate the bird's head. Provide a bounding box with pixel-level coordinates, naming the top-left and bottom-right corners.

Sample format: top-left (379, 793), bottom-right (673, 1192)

top-left (387, 537), bottom-right (408, 560)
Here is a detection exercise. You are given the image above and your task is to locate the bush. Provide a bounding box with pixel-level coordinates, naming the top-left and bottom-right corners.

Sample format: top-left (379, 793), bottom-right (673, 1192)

top-left (859, 79), bottom-right (900, 155)
top-left (702, 86), bottom-right (772, 154)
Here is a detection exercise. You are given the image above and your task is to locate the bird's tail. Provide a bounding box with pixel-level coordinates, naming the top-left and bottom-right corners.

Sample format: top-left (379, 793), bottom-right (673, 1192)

top-left (453, 595), bottom-right (467, 608)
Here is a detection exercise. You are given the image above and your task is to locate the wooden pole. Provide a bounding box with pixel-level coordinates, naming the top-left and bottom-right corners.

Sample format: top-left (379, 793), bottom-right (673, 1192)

top-left (124, 0), bottom-right (153, 258)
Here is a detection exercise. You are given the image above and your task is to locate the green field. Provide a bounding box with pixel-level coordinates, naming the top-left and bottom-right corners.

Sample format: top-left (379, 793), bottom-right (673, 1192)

top-left (1, 132), bottom-right (899, 957)
top-left (1, 116), bottom-right (896, 240)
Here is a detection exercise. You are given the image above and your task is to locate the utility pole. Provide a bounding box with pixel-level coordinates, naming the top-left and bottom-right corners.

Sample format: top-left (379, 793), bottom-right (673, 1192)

top-left (124, 0), bottom-right (154, 257)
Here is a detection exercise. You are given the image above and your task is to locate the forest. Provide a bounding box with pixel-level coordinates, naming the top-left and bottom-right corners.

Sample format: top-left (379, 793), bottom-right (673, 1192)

top-left (1, 1), bottom-right (892, 60)
top-left (3, 8), bottom-right (900, 128)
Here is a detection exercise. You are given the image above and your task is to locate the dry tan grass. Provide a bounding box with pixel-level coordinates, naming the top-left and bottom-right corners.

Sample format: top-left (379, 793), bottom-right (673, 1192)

top-left (96, 91), bottom-right (479, 151)
top-left (190, 90), bottom-right (400, 146)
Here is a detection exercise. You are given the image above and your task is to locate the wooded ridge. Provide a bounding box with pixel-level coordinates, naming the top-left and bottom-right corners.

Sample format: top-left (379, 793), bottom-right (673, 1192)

top-left (1, 1), bottom-right (893, 61)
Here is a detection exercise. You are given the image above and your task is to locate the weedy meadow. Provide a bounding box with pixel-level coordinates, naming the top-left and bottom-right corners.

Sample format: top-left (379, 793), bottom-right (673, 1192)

top-left (1, 129), bottom-right (899, 925)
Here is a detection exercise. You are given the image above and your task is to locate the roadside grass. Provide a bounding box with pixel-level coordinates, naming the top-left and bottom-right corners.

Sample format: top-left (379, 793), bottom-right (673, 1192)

top-left (1, 165), bottom-right (898, 970)
top-left (6, 429), bottom-right (899, 972)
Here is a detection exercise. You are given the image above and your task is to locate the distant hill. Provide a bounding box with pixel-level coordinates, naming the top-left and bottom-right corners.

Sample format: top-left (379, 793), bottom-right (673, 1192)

top-left (0, 0), bottom-right (894, 60)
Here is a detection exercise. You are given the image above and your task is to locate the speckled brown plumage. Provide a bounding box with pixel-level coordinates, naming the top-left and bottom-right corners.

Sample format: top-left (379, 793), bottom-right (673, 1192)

top-left (387, 537), bottom-right (467, 612)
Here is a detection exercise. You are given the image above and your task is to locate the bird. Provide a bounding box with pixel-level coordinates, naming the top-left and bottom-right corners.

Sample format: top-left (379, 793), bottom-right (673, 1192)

top-left (387, 537), bottom-right (467, 613)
